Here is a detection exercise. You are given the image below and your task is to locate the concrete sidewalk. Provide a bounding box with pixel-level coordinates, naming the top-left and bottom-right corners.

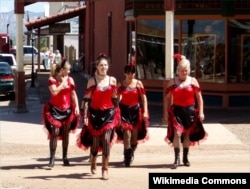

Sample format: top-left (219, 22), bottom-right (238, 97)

top-left (0, 77), bottom-right (245, 146)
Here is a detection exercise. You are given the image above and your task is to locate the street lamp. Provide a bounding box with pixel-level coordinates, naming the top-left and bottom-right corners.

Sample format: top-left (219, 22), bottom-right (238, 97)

top-left (30, 31), bottom-right (36, 88)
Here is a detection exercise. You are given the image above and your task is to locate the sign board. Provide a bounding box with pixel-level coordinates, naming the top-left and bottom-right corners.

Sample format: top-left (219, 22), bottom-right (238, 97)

top-left (49, 23), bottom-right (71, 34)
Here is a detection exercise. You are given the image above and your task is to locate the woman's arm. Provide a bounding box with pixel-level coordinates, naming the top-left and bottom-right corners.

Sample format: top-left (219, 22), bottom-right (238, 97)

top-left (192, 78), bottom-right (205, 121)
top-left (164, 79), bottom-right (174, 123)
top-left (138, 80), bottom-right (149, 118)
top-left (48, 76), bottom-right (67, 96)
top-left (69, 77), bottom-right (79, 115)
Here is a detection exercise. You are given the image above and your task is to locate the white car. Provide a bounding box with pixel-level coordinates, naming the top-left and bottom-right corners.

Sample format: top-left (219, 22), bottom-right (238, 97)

top-left (11, 46), bottom-right (46, 65)
top-left (0, 53), bottom-right (17, 71)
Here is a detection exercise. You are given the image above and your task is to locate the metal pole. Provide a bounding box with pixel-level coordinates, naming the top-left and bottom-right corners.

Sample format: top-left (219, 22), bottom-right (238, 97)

top-left (30, 38), bottom-right (35, 87)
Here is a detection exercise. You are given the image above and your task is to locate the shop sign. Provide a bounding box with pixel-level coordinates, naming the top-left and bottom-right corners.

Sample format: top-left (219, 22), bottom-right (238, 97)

top-left (49, 23), bottom-right (71, 34)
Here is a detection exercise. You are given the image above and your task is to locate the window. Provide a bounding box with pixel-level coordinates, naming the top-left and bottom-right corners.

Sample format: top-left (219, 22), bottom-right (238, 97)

top-left (228, 20), bottom-right (250, 83)
top-left (136, 20), bottom-right (165, 80)
top-left (179, 20), bottom-right (225, 83)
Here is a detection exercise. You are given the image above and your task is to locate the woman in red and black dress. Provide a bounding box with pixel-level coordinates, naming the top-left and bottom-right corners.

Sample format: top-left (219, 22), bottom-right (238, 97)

top-left (116, 63), bottom-right (149, 167)
top-left (43, 60), bottom-right (80, 168)
top-left (164, 54), bottom-right (207, 169)
top-left (77, 53), bottom-right (119, 180)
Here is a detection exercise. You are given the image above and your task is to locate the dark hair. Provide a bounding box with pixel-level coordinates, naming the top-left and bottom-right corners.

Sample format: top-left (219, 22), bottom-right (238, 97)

top-left (96, 53), bottom-right (109, 65)
top-left (124, 63), bottom-right (136, 73)
top-left (97, 53), bottom-right (108, 60)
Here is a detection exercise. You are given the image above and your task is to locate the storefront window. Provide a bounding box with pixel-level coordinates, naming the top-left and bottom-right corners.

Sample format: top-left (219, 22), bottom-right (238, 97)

top-left (228, 19), bottom-right (250, 83)
top-left (180, 20), bottom-right (225, 83)
top-left (136, 20), bottom-right (165, 80)
top-left (135, 19), bottom-right (227, 82)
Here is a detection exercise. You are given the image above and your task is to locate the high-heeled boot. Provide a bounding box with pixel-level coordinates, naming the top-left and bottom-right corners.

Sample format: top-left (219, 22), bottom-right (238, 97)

top-left (124, 148), bottom-right (132, 167)
top-left (48, 151), bottom-right (55, 167)
top-left (63, 148), bottom-right (70, 166)
top-left (183, 148), bottom-right (190, 166)
top-left (172, 148), bottom-right (180, 169)
top-left (102, 156), bottom-right (109, 180)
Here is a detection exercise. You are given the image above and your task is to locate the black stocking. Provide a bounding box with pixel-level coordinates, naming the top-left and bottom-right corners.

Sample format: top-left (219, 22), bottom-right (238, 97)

top-left (50, 127), bottom-right (59, 153)
top-left (62, 124), bottom-right (71, 160)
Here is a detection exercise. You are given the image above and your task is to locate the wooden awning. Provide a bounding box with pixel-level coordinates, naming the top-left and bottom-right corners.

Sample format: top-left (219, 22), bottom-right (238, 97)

top-left (25, 5), bottom-right (86, 30)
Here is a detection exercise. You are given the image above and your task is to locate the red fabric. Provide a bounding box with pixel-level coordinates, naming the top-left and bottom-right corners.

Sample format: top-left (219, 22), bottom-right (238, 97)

top-left (119, 88), bottom-right (140, 106)
top-left (42, 76), bottom-right (79, 140)
top-left (76, 126), bottom-right (118, 152)
top-left (42, 103), bottom-right (80, 140)
top-left (172, 85), bottom-right (195, 106)
top-left (90, 84), bottom-right (116, 110)
top-left (164, 106), bottom-right (208, 146)
top-left (164, 84), bottom-right (207, 146)
top-left (48, 77), bottom-right (75, 111)
top-left (88, 106), bottom-right (120, 137)
top-left (117, 84), bottom-right (149, 144)
top-left (87, 84), bottom-right (120, 136)
top-left (166, 84), bottom-right (201, 107)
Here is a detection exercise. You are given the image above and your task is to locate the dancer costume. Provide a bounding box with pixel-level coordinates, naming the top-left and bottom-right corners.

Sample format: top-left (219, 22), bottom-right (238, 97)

top-left (116, 82), bottom-right (149, 142)
top-left (164, 78), bottom-right (207, 146)
top-left (43, 77), bottom-right (80, 139)
top-left (77, 77), bottom-right (120, 151)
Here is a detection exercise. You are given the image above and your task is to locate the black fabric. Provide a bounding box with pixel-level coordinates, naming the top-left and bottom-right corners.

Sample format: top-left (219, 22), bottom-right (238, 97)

top-left (189, 119), bottom-right (206, 142)
top-left (173, 104), bottom-right (195, 130)
top-left (115, 119), bottom-right (147, 141)
top-left (119, 103), bottom-right (140, 126)
top-left (80, 125), bottom-right (93, 147)
top-left (80, 126), bottom-right (115, 148)
top-left (89, 107), bottom-right (115, 130)
top-left (137, 119), bottom-right (147, 140)
top-left (50, 104), bottom-right (72, 121)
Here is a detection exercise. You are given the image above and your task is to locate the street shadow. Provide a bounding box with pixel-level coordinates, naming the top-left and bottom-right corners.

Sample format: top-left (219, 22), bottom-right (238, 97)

top-left (110, 161), bottom-right (173, 169)
top-left (25, 173), bottom-right (90, 180)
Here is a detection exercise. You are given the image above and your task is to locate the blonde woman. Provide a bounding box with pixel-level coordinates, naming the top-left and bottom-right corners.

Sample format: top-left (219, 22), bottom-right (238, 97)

top-left (164, 54), bottom-right (207, 169)
top-left (43, 59), bottom-right (80, 168)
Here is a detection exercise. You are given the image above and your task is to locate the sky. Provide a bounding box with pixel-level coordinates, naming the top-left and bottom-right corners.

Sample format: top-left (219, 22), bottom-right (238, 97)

top-left (0, 0), bottom-right (48, 13)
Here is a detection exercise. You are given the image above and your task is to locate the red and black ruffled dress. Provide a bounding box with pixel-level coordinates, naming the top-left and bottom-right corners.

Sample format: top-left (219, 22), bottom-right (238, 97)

top-left (42, 77), bottom-right (80, 140)
top-left (77, 79), bottom-right (120, 151)
top-left (116, 83), bottom-right (149, 143)
top-left (164, 83), bottom-right (208, 146)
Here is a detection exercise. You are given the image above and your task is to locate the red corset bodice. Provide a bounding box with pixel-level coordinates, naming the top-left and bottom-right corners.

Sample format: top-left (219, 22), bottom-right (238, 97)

top-left (119, 87), bottom-right (140, 106)
top-left (90, 85), bottom-right (114, 110)
top-left (172, 85), bottom-right (196, 107)
top-left (49, 78), bottom-right (73, 110)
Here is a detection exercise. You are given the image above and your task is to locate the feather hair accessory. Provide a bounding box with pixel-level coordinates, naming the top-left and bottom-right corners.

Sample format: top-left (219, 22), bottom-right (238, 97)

top-left (173, 53), bottom-right (182, 64)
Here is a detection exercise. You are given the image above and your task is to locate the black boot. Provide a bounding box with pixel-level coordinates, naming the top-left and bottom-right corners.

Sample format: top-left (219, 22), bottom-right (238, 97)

top-left (124, 148), bottom-right (132, 167)
top-left (48, 151), bottom-right (55, 167)
top-left (183, 148), bottom-right (190, 166)
top-left (63, 149), bottom-right (70, 166)
top-left (172, 148), bottom-right (180, 169)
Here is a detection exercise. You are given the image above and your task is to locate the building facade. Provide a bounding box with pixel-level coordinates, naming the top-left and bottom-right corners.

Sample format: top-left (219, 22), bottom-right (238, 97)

top-left (117, 0), bottom-right (250, 109)
top-left (18, 0), bottom-right (250, 111)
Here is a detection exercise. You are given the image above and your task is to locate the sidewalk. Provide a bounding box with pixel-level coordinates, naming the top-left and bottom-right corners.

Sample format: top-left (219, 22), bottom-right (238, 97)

top-left (0, 73), bottom-right (249, 146)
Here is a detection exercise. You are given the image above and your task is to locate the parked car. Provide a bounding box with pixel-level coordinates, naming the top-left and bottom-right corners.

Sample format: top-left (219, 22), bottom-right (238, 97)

top-left (0, 62), bottom-right (15, 100)
top-left (10, 46), bottom-right (46, 65)
top-left (0, 53), bottom-right (17, 71)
